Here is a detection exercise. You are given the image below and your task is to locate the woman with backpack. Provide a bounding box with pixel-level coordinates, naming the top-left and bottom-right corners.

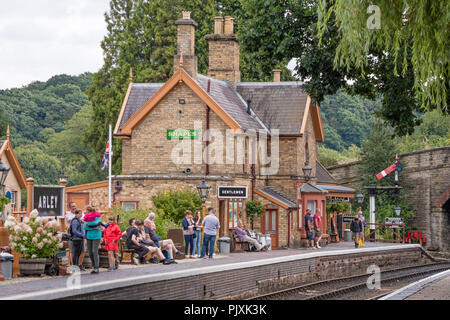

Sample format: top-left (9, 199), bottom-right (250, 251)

top-left (70, 209), bottom-right (85, 268)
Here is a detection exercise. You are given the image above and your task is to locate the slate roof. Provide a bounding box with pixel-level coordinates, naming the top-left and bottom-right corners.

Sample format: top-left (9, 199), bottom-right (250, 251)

top-left (116, 74), bottom-right (309, 136)
top-left (196, 75), bottom-right (264, 131)
top-left (300, 183), bottom-right (328, 194)
top-left (316, 161), bottom-right (337, 184)
top-left (316, 184), bottom-right (355, 194)
top-left (256, 186), bottom-right (297, 208)
top-left (117, 83), bottom-right (164, 133)
top-left (236, 82), bottom-right (308, 135)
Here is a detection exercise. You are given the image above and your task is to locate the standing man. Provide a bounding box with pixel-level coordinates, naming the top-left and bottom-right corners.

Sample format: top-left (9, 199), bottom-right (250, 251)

top-left (313, 209), bottom-right (324, 249)
top-left (66, 202), bottom-right (85, 270)
top-left (200, 207), bottom-right (220, 259)
top-left (304, 209), bottom-right (315, 249)
top-left (350, 216), bottom-right (361, 248)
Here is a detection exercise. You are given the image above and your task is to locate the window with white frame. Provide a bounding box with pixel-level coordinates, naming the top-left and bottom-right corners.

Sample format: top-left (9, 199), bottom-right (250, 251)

top-left (122, 201), bottom-right (138, 211)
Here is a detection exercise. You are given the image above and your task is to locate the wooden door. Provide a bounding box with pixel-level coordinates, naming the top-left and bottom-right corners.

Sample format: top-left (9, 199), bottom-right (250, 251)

top-left (219, 200), bottom-right (225, 237)
top-left (261, 209), bottom-right (279, 249)
top-left (67, 193), bottom-right (90, 212)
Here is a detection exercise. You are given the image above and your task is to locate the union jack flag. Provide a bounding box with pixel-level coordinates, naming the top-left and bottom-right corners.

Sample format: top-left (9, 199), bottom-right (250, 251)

top-left (101, 141), bottom-right (112, 171)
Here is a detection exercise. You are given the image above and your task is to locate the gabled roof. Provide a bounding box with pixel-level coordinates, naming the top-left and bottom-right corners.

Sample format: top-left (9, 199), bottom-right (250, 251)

top-left (115, 68), bottom-right (263, 137)
top-left (254, 186), bottom-right (297, 209)
top-left (0, 140), bottom-right (26, 189)
top-left (237, 82), bottom-right (324, 140)
top-left (316, 161), bottom-right (337, 184)
top-left (114, 70), bottom-right (324, 140)
top-left (196, 75), bottom-right (264, 131)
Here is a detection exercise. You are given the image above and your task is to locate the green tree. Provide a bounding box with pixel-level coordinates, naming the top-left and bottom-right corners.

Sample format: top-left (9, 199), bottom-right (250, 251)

top-left (85, 0), bottom-right (215, 174)
top-left (151, 188), bottom-right (202, 224)
top-left (317, 0), bottom-right (449, 113)
top-left (14, 144), bottom-right (61, 185)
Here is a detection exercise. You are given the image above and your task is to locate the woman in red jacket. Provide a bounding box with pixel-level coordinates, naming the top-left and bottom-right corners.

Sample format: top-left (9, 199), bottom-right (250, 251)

top-left (104, 216), bottom-right (122, 271)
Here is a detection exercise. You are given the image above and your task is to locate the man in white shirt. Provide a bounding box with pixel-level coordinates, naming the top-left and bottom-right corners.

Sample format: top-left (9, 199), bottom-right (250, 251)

top-left (199, 207), bottom-right (220, 259)
top-left (66, 202), bottom-right (86, 270)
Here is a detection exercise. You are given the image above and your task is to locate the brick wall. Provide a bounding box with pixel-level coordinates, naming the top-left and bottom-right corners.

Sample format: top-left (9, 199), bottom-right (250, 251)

top-left (327, 147), bottom-right (450, 253)
top-left (66, 247), bottom-right (427, 300)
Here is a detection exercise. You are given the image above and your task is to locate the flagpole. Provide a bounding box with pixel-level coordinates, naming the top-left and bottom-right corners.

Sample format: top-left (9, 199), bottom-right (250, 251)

top-left (108, 123), bottom-right (112, 209)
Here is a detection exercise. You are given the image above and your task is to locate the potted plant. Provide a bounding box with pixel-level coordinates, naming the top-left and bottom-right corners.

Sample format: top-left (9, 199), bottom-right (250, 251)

top-left (245, 200), bottom-right (265, 229)
top-left (5, 209), bottom-right (63, 276)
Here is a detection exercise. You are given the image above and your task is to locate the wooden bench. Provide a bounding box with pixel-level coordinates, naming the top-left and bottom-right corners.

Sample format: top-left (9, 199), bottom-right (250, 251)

top-left (230, 230), bottom-right (249, 252)
top-left (167, 228), bottom-right (185, 253)
top-left (119, 237), bottom-right (137, 264)
top-left (318, 233), bottom-right (330, 246)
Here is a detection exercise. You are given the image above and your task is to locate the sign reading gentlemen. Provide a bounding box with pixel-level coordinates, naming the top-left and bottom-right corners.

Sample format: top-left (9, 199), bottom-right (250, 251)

top-left (218, 186), bottom-right (248, 199)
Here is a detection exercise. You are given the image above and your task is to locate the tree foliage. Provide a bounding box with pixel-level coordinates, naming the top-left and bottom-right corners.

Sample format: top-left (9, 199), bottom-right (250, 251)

top-left (317, 0), bottom-right (449, 114)
top-left (85, 0), bottom-right (215, 174)
top-left (151, 188), bottom-right (202, 224)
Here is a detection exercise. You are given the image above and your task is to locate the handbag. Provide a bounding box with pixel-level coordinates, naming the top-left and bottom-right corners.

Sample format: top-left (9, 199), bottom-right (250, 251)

top-left (193, 232), bottom-right (197, 239)
top-left (358, 237), bottom-right (363, 247)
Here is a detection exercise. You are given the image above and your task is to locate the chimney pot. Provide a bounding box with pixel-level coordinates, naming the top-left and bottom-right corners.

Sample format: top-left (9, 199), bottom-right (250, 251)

top-left (224, 16), bottom-right (234, 34)
top-left (182, 11), bottom-right (191, 20)
top-left (214, 16), bottom-right (224, 34)
top-left (273, 69), bottom-right (281, 82)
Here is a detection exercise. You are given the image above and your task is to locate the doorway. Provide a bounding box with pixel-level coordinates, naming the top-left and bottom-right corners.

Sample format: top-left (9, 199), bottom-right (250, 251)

top-left (67, 193), bottom-right (90, 213)
top-left (261, 209), bottom-right (279, 249)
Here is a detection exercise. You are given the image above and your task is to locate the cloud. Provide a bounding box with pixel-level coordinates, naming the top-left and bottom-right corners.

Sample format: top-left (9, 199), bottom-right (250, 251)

top-left (0, 0), bottom-right (109, 89)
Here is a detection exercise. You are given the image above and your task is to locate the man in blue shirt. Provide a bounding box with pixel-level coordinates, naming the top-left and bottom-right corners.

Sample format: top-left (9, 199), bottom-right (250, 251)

top-left (304, 209), bottom-right (315, 249)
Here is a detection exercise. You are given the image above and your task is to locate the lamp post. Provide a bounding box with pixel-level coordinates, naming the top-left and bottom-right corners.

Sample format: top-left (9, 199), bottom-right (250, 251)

top-left (301, 164), bottom-right (312, 182)
top-left (394, 205), bottom-right (401, 217)
top-left (196, 178), bottom-right (211, 220)
top-left (356, 193), bottom-right (364, 204)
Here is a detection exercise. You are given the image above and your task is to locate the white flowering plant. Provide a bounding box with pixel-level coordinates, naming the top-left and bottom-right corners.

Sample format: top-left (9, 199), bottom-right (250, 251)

top-left (4, 209), bottom-right (63, 259)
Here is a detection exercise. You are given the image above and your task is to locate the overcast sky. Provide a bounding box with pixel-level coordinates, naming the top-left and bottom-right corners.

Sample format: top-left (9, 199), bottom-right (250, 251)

top-left (0, 0), bottom-right (109, 90)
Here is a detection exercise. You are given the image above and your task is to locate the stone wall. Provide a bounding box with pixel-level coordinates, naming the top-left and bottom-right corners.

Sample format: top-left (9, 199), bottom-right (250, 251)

top-left (327, 147), bottom-right (450, 253)
top-left (65, 247), bottom-right (427, 300)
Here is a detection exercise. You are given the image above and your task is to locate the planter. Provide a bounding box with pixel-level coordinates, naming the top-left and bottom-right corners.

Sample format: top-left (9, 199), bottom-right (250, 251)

top-left (19, 258), bottom-right (47, 276)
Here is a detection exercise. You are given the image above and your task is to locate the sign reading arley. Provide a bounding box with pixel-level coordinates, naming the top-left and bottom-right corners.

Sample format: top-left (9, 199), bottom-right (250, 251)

top-left (218, 186), bottom-right (248, 199)
top-left (33, 185), bottom-right (65, 217)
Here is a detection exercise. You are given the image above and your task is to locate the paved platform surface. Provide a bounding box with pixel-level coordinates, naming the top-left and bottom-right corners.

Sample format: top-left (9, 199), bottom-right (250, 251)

top-left (382, 269), bottom-right (450, 300)
top-left (0, 241), bottom-right (419, 300)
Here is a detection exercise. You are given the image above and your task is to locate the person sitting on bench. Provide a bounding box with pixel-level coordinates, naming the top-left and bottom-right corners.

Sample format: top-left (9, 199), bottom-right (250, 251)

top-left (235, 221), bottom-right (268, 251)
top-left (143, 219), bottom-right (182, 262)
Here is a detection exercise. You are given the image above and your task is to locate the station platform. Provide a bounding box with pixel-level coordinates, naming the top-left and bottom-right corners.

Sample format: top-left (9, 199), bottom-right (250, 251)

top-left (0, 242), bottom-right (424, 300)
top-left (381, 269), bottom-right (450, 300)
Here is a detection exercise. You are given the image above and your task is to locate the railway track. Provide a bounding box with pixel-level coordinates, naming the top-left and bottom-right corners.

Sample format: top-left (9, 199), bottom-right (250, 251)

top-left (247, 262), bottom-right (450, 300)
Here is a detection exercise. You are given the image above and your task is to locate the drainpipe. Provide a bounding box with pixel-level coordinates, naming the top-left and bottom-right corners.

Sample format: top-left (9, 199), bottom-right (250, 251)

top-left (251, 164), bottom-right (255, 200)
top-left (287, 208), bottom-right (291, 248)
top-left (205, 80), bottom-right (211, 176)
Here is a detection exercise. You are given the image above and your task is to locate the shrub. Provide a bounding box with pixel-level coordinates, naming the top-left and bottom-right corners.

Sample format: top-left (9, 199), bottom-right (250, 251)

top-left (245, 200), bottom-right (265, 224)
top-left (151, 188), bottom-right (202, 224)
top-left (5, 209), bottom-right (62, 259)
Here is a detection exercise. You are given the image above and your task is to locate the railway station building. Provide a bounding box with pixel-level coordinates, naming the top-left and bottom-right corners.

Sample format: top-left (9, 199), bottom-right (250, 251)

top-left (86, 12), bottom-right (355, 249)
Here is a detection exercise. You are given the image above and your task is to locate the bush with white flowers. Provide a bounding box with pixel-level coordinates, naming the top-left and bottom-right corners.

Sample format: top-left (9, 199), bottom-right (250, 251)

top-left (5, 209), bottom-right (63, 259)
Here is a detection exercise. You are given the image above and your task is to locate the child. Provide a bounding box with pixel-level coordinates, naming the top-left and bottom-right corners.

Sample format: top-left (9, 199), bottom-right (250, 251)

top-left (83, 206), bottom-right (107, 228)
top-left (103, 216), bottom-right (122, 271)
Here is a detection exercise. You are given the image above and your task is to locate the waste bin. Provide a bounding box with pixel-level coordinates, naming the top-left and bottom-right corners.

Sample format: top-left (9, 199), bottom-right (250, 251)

top-left (0, 252), bottom-right (14, 280)
top-left (218, 237), bottom-right (231, 254)
top-left (265, 235), bottom-right (272, 250)
top-left (344, 229), bottom-right (352, 242)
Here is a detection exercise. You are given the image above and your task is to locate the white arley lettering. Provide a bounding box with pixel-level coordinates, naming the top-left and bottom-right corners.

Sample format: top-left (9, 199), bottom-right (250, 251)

top-left (184, 304), bottom-right (218, 318)
top-left (38, 195), bottom-right (58, 209)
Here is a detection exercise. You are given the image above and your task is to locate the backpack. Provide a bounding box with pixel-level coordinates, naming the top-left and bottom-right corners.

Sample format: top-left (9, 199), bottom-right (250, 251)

top-left (68, 218), bottom-right (79, 239)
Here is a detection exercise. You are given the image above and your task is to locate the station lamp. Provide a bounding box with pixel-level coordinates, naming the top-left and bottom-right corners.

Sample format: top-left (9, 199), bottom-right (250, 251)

top-left (196, 178), bottom-right (211, 204)
top-left (301, 164), bottom-right (312, 182)
top-left (394, 205), bottom-right (401, 216)
top-left (356, 193), bottom-right (364, 204)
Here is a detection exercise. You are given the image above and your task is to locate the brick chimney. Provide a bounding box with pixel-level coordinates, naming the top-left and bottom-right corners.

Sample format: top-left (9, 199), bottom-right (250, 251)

top-left (273, 69), bottom-right (281, 82)
top-left (205, 16), bottom-right (241, 87)
top-left (174, 11), bottom-right (198, 78)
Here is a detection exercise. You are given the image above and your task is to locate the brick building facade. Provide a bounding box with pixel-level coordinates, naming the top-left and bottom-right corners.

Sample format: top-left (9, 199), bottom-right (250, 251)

top-left (111, 12), bottom-right (354, 248)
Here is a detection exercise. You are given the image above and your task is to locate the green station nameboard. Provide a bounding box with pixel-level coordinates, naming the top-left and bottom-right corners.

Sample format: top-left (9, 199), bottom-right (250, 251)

top-left (167, 129), bottom-right (199, 140)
